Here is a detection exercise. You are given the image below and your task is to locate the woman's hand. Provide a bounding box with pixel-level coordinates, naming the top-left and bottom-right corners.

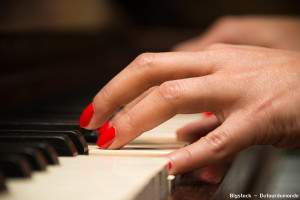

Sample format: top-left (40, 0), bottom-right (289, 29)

top-left (79, 44), bottom-right (300, 174)
top-left (173, 16), bottom-right (300, 51)
top-left (174, 16), bottom-right (300, 147)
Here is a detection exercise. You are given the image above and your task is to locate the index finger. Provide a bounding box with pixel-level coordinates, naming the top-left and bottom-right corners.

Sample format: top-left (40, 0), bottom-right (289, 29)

top-left (79, 51), bottom-right (219, 129)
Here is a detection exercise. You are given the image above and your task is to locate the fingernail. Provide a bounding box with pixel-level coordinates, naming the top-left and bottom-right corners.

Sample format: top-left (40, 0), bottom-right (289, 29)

top-left (97, 121), bottom-right (112, 135)
top-left (97, 126), bottom-right (116, 149)
top-left (203, 112), bottom-right (213, 116)
top-left (168, 161), bottom-right (172, 170)
top-left (79, 103), bottom-right (94, 127)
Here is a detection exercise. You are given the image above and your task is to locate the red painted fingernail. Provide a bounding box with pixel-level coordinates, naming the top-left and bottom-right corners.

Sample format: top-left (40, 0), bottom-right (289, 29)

top-left (97, 126), bottom-right (116, 149)
top-left (168, 161), bottom-right (172, 170)
top-left (79, 103), bottom-right (94, 127)
top-left (97, 121), bottom-right (112, 135)
top-left (203, 112), bottom-right (213, 116)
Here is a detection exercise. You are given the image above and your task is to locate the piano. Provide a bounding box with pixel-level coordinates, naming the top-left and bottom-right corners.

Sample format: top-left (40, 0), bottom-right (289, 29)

top-left (0, 1), bottom-right (299, 199)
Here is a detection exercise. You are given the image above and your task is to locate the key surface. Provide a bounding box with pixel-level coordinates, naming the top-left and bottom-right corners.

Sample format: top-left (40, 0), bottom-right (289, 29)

top-left (0, 155), bottom-right (169, 200)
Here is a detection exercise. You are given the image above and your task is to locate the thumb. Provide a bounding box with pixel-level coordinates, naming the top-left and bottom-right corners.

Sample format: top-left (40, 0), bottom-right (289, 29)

top-left (167, 116), bottom-right (254, 174)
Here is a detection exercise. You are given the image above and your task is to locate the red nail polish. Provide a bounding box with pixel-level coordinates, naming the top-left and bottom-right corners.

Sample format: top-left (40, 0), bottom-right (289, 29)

top-left (97, 126), bottom-right (116, 149)
top-left (168, 161), bottom-right (172, 170)
top-left (97, 121), bottom-right (112, 135)
top-left (79, 103), bottom-right (94, 127)
top-left (203, 112), bottom-right (213, 116)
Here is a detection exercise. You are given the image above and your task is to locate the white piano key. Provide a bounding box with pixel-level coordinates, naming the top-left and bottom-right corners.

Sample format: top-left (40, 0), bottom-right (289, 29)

top-left (0, 155), bottom-right (169, 200)
top-left (137, 114), bottom-right (202, 140)
top-left (89, 148), bottom-right (174, 157)
top-left (124, 140), bottom-right (188, 149)
top-left (0, 114), bottom-right (201, 200)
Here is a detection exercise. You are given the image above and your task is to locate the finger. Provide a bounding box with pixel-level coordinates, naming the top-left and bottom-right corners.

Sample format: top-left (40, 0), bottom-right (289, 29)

top-left (98, 76), bottom-right (234, 149)
top-left (176, 115), bottom-right (221, 143)
top-left (114, 87), bottom-right (157, 119)
top-left (84, 51), bottom-right (220, 129)
top-left (94, 88), bottom-right (157, 139)
top-left (167, 114), bottom-right (254, 175)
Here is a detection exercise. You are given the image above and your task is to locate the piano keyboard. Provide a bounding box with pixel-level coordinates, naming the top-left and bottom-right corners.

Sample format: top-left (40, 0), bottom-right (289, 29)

top-left (0, 114), bottom-right (201, 200)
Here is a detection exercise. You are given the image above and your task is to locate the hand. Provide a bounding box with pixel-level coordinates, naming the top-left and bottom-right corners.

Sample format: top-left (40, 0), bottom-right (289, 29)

top-left (79, 44), bottom-right (300, 174)
top-left (173, 16), bottom-right (300, 51)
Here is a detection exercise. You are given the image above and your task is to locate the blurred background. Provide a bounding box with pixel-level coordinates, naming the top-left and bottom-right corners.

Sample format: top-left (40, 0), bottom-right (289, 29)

top-left (0, 0), bottom-right (299, 110)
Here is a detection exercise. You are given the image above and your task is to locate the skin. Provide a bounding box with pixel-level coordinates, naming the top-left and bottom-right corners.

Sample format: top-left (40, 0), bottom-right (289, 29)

top-left (173, 15), bottom-right (300, 51)
top-left (175, 15), bottom-right (300, 149)
top-left (83, 16), bottom-right (300, 175)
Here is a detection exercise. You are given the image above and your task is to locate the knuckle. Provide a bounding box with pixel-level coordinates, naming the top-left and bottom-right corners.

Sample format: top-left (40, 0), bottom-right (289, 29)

top-left (133, 53), bottom-right (156, 68)
top-left (157, 81), bottom-right (182, 105)
top-left (203, 131), bottom-right (229, 159)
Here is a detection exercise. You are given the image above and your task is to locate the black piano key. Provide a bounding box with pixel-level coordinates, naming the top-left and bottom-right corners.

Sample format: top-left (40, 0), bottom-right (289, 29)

top-left (0, 169), bottom-right (7, 192)
top-left (84, 130), bottom-right (100, 143)
top-left (0, 132), bottom-right (77, 156)
top-left (0, 121), bottom-right (98, 142)
top-left (0, 130), bottom-right (87, 155)
top-left (0, 142), bottom-right (59, 165)
top-left (21, 142), bottom-right (59, 165)
top-left (0, 154), bottom-right (32, 177)
top-left (0, 145), bottom-right (47, 171)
